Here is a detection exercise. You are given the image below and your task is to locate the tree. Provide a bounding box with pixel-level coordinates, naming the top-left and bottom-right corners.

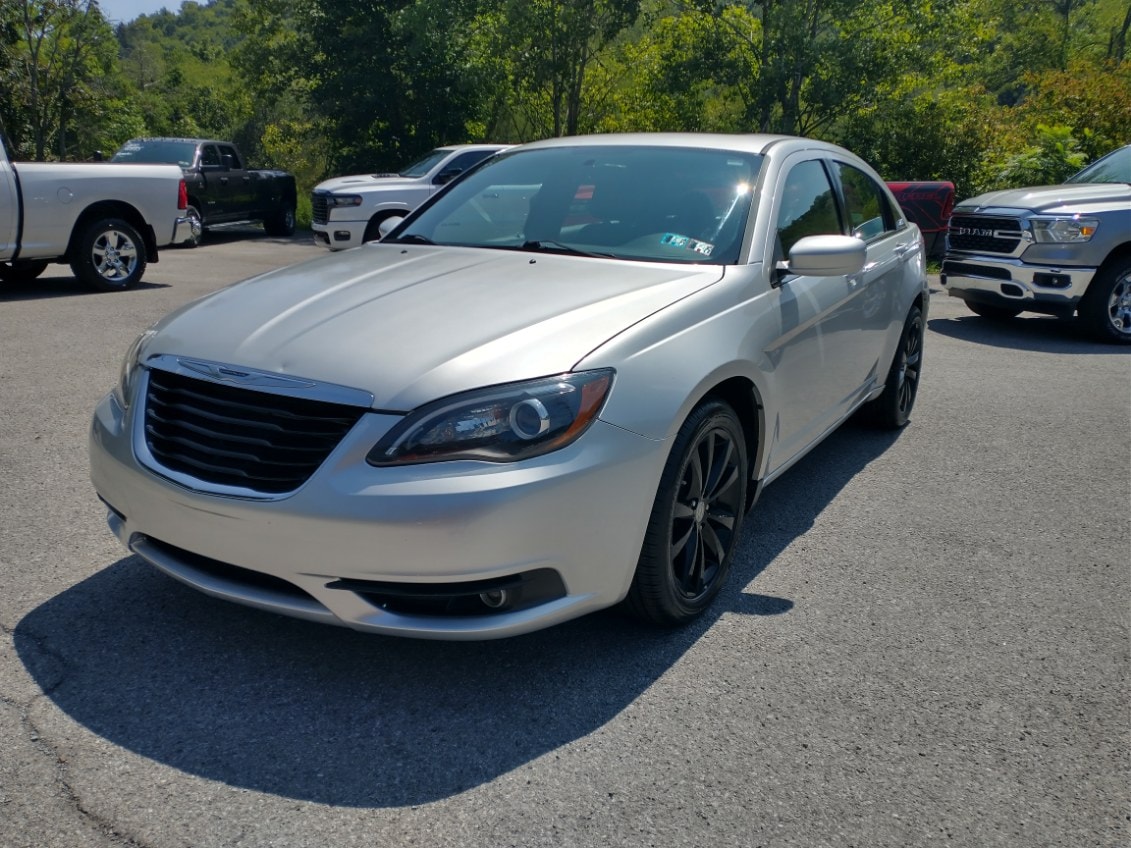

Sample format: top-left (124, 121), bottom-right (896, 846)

top-left (5, 0), bottom-right (121, 159)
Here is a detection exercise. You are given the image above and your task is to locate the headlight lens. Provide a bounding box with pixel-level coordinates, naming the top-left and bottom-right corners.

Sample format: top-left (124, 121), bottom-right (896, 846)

top-left (367, 370), bottom-right (614, 466)
top-left (1030, 216), bottom-right (1099, 243)
top-left (113, 329), bottom-right (156, 408)
top-left (326, 194), bottom-right (363, 208)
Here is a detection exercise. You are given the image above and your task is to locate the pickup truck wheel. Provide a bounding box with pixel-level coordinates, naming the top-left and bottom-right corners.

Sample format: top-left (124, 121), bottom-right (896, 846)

top-left (1078, 259), bottom-right (1131, 345)
top-left (967, 302), bottom-right (1022, 320)
top-left (858, 304), bottom-right (924, 429)
top-left (265, 205), bottom-right (296, 237)
top-left (70, 218), bottom-right (146, 291)
top-left (363, 211), bottom-right (404, 243)
top-left (0, 260), bottom-right (49, 282)
top-left (183, 204), bottom-right (203, 247)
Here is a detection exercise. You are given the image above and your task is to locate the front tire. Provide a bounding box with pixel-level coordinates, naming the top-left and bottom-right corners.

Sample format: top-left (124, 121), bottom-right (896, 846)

top-left (626, 399), bottom-right (748, 626)
top-left (0, 260), bottom-right (49, 282)
top-left (69, 218), bottom-right (146, 291)
top-left (860, 304), bottom-right (924, 429)
top-left (1078, 259), bottom-right (1131, 345)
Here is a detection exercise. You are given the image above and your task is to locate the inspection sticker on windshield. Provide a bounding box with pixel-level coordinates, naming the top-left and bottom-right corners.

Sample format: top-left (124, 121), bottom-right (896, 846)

top-left (661, 233), bottom-right (714, 257)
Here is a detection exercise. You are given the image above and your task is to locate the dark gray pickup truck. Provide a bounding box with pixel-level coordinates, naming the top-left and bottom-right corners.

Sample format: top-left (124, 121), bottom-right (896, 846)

top-left (111, 137), bottom-right (296, 246)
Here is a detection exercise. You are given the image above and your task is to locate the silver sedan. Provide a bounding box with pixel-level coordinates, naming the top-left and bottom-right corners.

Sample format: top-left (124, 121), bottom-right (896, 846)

top-left (90, 133), bottom-right (929, 639)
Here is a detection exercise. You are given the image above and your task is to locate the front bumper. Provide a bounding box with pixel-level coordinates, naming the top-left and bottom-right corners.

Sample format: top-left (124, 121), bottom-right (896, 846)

top-left (941, 254), bottom-right (1095, 317)
top-left (312, 220), bottom-right (367, 251)
top-left (89, 389), bottom-right (667, 640)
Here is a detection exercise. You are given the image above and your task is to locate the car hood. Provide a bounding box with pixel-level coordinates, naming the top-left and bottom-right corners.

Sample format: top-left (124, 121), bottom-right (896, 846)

top-left (956, 182), bottom-right (1131, 214)
top-left (314, 173), bottom-right (423, 193)
top-left (145, 244), bottom-right (724, 410)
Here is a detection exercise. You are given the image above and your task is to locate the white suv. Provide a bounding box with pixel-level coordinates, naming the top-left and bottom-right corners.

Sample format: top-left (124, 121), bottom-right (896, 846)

top-left (311, 144), bottom-right (510, 250)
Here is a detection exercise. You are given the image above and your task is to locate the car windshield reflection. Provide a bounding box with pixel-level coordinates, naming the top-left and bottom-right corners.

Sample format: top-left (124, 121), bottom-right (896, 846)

top-left (395, 146), bottom-right (763, 264)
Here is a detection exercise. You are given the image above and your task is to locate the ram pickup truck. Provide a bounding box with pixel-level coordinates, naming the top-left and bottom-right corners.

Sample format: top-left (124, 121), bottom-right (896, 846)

top-left (311, 144), bottom-right (510, 249)
top-left (0, 136), bottom-right (190, 290)
top-left (942, 144), bottom-right (1131, 344)
top-left (111, 138), bottom-right (297, 246)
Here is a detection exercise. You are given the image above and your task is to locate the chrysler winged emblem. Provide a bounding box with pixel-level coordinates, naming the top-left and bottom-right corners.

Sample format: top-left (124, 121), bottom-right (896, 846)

top-left (179, 358), bottom-right (317, 389)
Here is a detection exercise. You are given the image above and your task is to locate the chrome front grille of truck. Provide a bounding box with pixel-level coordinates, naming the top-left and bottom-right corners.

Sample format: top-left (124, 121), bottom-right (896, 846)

top-left (143, 368), bottom-right (366, 495)
top-left (948, 214), bottom-right (1024, 254)
top-left (311, 191), bottom-right (329, 225)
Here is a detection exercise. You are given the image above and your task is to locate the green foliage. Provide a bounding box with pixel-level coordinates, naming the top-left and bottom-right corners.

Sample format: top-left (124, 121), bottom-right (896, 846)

top-left (989, 123), bottom-right (1088, 188)
top-left (0, 0), bottom-right (1124, 205)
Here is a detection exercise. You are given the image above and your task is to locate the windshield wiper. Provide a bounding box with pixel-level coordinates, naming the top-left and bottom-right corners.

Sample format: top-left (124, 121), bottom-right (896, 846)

top-left (393, 233), bottom-right (434, 245)
top-left (521, 240), bottom-right (613, 258)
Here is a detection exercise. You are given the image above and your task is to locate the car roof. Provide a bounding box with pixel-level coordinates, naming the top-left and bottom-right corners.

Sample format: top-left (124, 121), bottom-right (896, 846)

top-left (513, 133), bottom-right (827, 156)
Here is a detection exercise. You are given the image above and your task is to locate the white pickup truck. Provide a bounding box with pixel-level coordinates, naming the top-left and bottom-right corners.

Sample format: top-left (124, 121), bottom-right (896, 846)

top-left (311, 144), bottom-right (510, 250)
top-left (0, 137), bottom-right (191, 291)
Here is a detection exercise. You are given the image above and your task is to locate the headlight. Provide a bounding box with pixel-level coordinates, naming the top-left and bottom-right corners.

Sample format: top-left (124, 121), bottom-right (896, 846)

top-left (1030, 216), bottom-right (1099, 243)
top-left (367, 370), bottom-right (614, 466)
top-left (113, 329), bottom-right (156, 408)
top-left (325, 194), bottom-right (363, 208)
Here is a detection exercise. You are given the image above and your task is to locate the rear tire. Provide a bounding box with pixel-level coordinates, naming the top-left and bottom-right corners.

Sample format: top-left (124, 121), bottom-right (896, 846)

top-left (265, 204), bottom-right (296, 237)
top-left (626, 399), bottom-right (748, 626)
top-left (0, 260), bottom-right (49, 282)
top-left (1077, 259), bottom-right (1131, 345)
top-left (69, 218), bottom-right (146, 291)
top-left (860, 304), bottom-right (924, 429)
top-left (966, 301), bottom-right (1021, 320)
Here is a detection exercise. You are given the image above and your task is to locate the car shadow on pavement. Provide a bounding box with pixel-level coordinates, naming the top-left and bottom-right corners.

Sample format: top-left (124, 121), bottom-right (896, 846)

top-left (0, 273), bottom-right (170, 301)
top-left (929, 314), bottom-right (1130, 354)
top-left (15, 421), bottom-right (900, 808)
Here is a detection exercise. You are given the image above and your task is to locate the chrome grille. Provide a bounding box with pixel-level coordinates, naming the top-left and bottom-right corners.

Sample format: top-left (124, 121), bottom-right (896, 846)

top-left (311, 191), bottom-right (329, 225)
top-left (144, 368), bottom-right (366, 494)
top-left (948, 214), bottom-right (1023, 254)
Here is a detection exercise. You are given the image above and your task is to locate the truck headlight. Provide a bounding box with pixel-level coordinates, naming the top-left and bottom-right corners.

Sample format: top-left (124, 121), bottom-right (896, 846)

top-left (1030, 216), bottom-right (1099, 243)
top-left (114, 329), bottom-right (156, 409)
top-left (325, 194), bottom-right (363, 208)
top-left (367, 370), bottom-right (614, 466)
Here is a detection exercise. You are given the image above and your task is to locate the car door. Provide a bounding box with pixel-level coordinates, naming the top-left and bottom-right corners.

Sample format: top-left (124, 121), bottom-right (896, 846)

top-left (761, 155), bottom-right (872, 474)
top-left (827, 159), bottom-right (920, 386)
top-left (217, 144), bottom-right (254, 217)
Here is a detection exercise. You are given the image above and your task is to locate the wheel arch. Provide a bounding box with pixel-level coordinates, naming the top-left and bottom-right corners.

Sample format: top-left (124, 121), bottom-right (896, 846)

top-left (697, 375), bottom-right (765, 512)
top-left (66, 201), bottom-right (156, 263)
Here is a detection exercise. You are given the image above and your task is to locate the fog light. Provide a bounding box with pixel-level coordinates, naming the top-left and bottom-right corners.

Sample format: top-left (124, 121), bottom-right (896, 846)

top-left (334, 231), bottom-right (351, 241)
top-left (479, 589), bottom-right (509, 609)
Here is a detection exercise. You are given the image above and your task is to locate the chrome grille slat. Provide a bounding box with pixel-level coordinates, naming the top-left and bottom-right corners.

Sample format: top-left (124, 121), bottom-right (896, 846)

top-left (948, 214), bottom-right (1023, 254)
top-left (311, 192), bottom-right (329, 225)
top-left (143, 367), bottom-right (367, 494)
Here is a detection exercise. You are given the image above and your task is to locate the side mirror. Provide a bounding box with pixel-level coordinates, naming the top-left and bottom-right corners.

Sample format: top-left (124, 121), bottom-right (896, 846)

top-left (377, 215), bottom-right (405, 239)
top-left (434, 168), bottom-right (462, 185)
top-left (778, 235), bottom-right (866, 280)
top-left (92, 150), bottom-right (104, 162)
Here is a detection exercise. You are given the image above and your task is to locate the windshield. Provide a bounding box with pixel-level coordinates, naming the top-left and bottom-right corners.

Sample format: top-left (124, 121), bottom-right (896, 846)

top-left (394, 145), bottom-right (763, 264)
top-left (399, 149), bottom-right (450, 178)
top-left (1065, 145), bottom-right (1131, 184)
top-left (111, 139), bottom-right (197, 168)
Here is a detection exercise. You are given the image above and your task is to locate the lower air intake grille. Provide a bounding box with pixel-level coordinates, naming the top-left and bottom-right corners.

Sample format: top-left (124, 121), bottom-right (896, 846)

top-left (144, 368), bottom-right (366, 494)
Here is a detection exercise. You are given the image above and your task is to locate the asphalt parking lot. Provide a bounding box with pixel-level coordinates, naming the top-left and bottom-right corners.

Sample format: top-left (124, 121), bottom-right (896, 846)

top-left (1, 228), bottom-right (1128, 848)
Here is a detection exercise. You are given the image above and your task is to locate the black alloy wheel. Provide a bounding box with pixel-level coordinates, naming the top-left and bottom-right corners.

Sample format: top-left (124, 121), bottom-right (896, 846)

top-left (861, 304), bottom-right (924, 429)
top-left (627, 399), bottom-right (748, 625)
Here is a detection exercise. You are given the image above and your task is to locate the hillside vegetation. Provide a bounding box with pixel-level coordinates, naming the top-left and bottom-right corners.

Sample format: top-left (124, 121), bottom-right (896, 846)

top-left (2, 0), bottom-right (1128, 204)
